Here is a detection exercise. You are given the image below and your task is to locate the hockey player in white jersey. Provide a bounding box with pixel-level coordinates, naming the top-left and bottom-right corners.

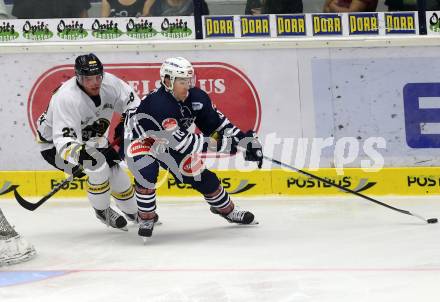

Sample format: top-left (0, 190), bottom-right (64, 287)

top-left (36, 53), bottom-right (140, 231)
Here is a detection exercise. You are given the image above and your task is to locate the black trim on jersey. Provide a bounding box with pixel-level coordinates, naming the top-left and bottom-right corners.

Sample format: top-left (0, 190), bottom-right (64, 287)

top-left (36, 130), bottom-right (53, 143)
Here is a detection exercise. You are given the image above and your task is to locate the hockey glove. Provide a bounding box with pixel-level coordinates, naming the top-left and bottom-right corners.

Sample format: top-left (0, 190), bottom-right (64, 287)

top-left (76, 143), bottom-right (121, 171)
top-left (241, 131), bottom-right (263, 168)
top-left (113, 113), bottom-right (125, 148)
top-left (72, 165), bottom-right (86, 178)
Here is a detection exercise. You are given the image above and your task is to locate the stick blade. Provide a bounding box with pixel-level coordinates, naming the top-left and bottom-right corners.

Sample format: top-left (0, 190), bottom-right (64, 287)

top-left (14, 190), bottom-right (41, 211)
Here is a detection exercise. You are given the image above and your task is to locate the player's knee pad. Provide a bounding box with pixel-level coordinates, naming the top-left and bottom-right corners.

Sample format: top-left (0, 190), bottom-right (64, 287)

top-left (135, 185), bottom-right (156, 213)
top-left (86, 163), bottom-right (111, 185)
top-left (87, 179), bottom-right (111, 210)
top-left (108, 165), bottom-right (131, 192)
top-left (204, 186), bottom-right (231, 210)
top-left (108, 165), bottom-right (137, 214)
top-left (187, 169), bottom-right (220, 195)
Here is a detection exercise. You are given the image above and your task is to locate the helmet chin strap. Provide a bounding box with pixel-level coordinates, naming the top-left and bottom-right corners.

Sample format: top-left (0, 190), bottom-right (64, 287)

top-left (163, 77), bottom-right (174, 92)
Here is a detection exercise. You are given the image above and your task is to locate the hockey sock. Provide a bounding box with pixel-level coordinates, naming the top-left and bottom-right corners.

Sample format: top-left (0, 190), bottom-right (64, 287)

top-left (136, 188), bottom-right (157, 215)
top-left (87, 179), bottom-right (111, 210)
top-left (204, 186), bottom-right (231, 211)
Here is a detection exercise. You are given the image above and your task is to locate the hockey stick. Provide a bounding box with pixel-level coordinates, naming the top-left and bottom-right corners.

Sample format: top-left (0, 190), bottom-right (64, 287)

top-left (13, 139), bottom-right (121, 211)
top-left (263, 155), bottom-right (438, 224)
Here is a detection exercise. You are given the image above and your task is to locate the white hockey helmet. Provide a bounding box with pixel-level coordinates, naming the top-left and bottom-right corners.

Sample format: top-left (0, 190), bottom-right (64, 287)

top-left (160, 57), bottom-right (195, 91)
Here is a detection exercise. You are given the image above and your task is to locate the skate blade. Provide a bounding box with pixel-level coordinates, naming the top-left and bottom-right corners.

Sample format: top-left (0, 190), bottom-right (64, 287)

top-left (242, 220), bottom-right (259, 225)
top-left (228, 219), bottom-right (259, 225)
top-left (142, 237), bottom-right (148, 245)
top-left (102, 224), bottom-right (128, 231)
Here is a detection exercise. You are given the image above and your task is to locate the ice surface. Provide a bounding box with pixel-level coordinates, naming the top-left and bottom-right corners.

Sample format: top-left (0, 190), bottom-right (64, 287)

top-left (1, 196), bottom-right (439, 302)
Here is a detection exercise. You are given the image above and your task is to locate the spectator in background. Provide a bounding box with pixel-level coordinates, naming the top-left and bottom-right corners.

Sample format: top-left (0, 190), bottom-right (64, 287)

top-left (245, 0), bottom-right (302, 15)
top-left (101, 0), bottom-right (155, 17)
top-left (0, 0), bottom-right (9, 19)
top-left (150, 0), bottom-right (209, 16)
top-left (385, 0), bottom-right (440, 10)
top-left (12, 0), bottom-right (91, 19)
top-left (323, 0), bottom-right (378, 12)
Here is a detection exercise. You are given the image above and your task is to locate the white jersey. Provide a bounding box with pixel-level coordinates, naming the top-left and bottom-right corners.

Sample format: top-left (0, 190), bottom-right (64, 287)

top-left (37, 72), bottom-right (140, 161)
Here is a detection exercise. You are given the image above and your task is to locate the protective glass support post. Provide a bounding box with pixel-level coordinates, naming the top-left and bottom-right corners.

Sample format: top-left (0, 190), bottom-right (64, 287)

top-left (193, 0), bottom-right (203, 39)
top-left (418, 0), bottom-right (427, 35)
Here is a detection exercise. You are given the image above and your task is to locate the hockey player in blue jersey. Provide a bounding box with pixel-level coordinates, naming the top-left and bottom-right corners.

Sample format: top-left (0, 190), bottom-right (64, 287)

top-left (124, 57), bottom-right (263, 239)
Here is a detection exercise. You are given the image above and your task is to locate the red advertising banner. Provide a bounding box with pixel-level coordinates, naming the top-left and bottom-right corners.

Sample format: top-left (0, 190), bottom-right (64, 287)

top-left (28, 62), bottom-right (261, 139)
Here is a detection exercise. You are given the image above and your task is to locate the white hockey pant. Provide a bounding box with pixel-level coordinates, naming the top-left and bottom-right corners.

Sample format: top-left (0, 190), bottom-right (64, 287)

top-left (86, 164), bottom-right (137, 215)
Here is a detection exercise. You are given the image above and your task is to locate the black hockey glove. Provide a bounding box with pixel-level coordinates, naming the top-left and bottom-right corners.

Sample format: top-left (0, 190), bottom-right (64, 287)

top-left (72, 165), bottom-right (86, 179)
top-left (240, 131), bottom-right (263, 168)
top-left (113, 113), bottom-right (125, 148)
top-left (77, 143), bottom-right (121, 171)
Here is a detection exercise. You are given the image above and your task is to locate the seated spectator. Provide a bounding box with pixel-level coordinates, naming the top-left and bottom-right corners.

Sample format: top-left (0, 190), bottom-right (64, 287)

top-left (150, 0), bottom-right (209, 16)
top-left (0, 0), bottom-right (8, 19)
top-left (12, 0), bottom-right (91, 19)
top-left (323, 0), bottom-right (378, 12)
top-left (245, 0), bottom-right (303, 15)
top-left (101, 0), bottom-right (155, 17)
top-left (385, 0), bottom-right (440, 10)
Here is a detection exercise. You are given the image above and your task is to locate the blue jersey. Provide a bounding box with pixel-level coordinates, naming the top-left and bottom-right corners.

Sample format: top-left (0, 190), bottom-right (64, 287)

top-left (127, 86), bottom-right (244, 156)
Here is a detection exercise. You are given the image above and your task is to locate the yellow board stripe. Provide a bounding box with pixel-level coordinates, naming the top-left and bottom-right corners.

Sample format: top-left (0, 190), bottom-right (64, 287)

top-left (2, 168), bottom-right (440, 199)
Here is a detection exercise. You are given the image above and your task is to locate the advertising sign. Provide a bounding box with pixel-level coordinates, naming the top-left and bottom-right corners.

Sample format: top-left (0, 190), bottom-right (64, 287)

top-left (384, 12), bottom-right (417, 35)
top-left (239, 15), bottom-right (271, 38)
top-left (275, 15), bottom-right (307, 37)
top-left (27, 63), bottom-right (261, 140)
top-left (312, 14), bottom-right (343, 36)
top-left (310, 51), bottom-right (440, 167)
top-left (0, 16), bottom-right (195, 43)
top-left (203, 16), bottom-right (235, 38)
top-left (348, 13), bottom-right (379, 35)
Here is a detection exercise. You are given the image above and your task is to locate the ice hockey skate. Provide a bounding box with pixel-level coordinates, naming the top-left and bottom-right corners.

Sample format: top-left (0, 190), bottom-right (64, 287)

top-left (138, 217), bottom-right (155, 243)
top-left (122, 212), bottom-right (137, 223)
top-left (125, 212), bottom-right (161, 225)
top-left (94, 207), bottom-right (128, 231)
top-left (210, 205), bottom-right (258, 225)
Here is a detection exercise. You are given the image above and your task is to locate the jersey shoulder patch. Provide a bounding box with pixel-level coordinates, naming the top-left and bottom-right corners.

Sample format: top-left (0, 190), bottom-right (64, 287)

top-left (189, 87), bottom-right (211, 110)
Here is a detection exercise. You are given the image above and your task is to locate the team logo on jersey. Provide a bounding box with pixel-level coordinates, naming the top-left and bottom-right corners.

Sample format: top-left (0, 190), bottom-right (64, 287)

top-left (81, 118), bottom-right (110, 141)
top-left (126, 139), bottom-right (153, 157)
top-left (192, 102), bottom-right (203, 111)
top-left (103, 103), bottom-right (114, 110)
top-left (162, 118), bottom-right (178, 131)
top-left (179, 154), bottom-right (205, 177)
